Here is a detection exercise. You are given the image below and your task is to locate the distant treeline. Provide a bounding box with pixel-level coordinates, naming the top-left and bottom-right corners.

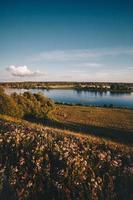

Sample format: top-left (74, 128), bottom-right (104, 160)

top-left (0, 82), bottom-right (132, 92)
top-left (75, 83), bottom-right (132, 93)
top-left (0, 87), bottom-right (54, 120)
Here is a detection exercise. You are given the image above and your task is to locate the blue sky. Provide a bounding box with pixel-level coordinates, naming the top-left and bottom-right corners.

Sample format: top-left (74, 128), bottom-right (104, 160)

top-left (0, 0), bottom-right (133, 82)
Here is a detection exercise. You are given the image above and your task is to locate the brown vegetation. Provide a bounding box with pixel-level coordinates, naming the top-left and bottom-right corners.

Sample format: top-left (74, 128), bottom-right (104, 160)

top-left (0, 116), bottom-right (133, 200)
top-left (50, 105), bottom-right (133, 132)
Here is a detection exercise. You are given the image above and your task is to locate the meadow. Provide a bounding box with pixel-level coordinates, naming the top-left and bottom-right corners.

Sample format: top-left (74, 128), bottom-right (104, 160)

top-left (47, 105), bottom-right (133, 145)
top-left (50, 105), bottom-right (133, 132)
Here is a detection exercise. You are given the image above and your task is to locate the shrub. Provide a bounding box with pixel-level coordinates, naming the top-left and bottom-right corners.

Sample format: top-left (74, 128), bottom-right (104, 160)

top-left (11, 92), bottom-right (54, 120)
top-left (0, 92), bottom-right (23, 118)
top-left (0, 90), bottom-right (54, 120)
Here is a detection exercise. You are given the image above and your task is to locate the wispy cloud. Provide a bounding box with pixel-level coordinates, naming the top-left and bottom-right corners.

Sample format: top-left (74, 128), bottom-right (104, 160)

top-left (64, 62), bottom-right (102, 69)
top-left (7, 65), bottom-right (44, 77)
top-left (80, 62), bottom-right (102, 68)
top-left (29, 48), bottom-right (133, 62)
top-left (68, 70), bottom-right (85, 73)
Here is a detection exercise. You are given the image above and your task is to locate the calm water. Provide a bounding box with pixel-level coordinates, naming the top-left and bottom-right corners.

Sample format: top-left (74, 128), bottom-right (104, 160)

top-left (6, 88), bottom-right (133, 108)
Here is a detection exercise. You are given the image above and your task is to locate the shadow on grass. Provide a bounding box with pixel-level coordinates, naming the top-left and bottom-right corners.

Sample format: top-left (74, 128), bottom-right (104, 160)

top-left (39, 118), bottom-right (133, 146)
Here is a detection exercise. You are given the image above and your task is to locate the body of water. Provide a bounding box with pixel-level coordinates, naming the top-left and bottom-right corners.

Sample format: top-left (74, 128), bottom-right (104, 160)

top-left (6, 88), bottom-right (133, 108)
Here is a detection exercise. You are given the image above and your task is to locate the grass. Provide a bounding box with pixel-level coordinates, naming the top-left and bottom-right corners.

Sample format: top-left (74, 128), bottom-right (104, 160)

top-left (50, 105), bottom-right (133, 132)
top-left (0, 114), bottom-right (132, 150)
top-left (0, 114), bottom-right (133, 199)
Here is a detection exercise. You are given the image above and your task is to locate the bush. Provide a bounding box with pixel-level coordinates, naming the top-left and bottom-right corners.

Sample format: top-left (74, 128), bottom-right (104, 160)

top-left (0, 90), bottom-right (54, 120)
top-left (11, 92), bottom-right (54, 120)
top-left (0, 92), bottom-right (23, 118)
top-left (0, 86), bottom-right (4, 94)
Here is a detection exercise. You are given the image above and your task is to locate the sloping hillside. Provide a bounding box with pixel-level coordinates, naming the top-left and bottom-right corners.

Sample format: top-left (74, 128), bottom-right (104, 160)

top-left (0, 115), bottom-right (133, 200)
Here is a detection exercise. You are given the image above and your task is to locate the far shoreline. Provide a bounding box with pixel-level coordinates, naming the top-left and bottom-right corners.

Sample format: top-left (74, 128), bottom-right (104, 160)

top-left (1, 81), bottom-right (133, 92)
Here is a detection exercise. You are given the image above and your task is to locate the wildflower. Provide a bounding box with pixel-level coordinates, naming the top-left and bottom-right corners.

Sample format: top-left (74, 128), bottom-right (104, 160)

top-left (111, 160), bottom-right (120, 167)
top-left (27, 180), bottom-right (33, 188)
top-left (0, 138), bottom-right (3, 143)
top-left (19, 158), bottom-right (25, 166)
top-left (98, 152), bottom-right (107, 161)
top-left (14, 167), bottom-right (19, 172)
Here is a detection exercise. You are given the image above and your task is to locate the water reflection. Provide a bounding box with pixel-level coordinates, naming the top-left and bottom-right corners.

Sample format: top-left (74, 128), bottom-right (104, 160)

top-left (5, 88), bottom-right (133, 108)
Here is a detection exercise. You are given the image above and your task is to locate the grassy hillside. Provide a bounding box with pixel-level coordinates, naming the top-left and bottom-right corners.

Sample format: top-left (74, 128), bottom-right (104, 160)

top-left (50, 105), bottom-right (133, 132)
top-left (46, 105), bottom-right (133, 145)
top-left (0, 115), bottom-right (133, 200)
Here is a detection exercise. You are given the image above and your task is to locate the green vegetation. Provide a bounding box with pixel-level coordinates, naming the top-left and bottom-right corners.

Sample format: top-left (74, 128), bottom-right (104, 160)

top-left (75, 83), bottom-right (132, 92)
top-left (110, 83), bottom-right (132, 93)
top-left (0, 81), bottom-right (133, 92)
top-left (0, 87), bottom-right (54, 120)
top-left (0, 87), bottom-right (22, 118)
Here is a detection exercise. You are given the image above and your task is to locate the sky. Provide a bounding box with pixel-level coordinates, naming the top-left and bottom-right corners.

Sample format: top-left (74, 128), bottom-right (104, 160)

top-left (0, 0), bottom-right (133, 82)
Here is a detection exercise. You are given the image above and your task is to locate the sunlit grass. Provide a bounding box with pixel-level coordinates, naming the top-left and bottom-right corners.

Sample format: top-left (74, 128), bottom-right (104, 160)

top-left (50, 105), bottom-right (133, 131)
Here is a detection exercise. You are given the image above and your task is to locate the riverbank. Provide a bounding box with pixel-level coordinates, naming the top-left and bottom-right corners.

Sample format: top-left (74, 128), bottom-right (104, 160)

top-left (55, 101), bottom-right (133, 109)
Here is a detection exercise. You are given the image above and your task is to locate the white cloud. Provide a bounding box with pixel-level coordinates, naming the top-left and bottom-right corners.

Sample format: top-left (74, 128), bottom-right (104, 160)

top-left (7, 65), bottom-right (43, 77)
top-left (29, 48), bottom-right (133, 62)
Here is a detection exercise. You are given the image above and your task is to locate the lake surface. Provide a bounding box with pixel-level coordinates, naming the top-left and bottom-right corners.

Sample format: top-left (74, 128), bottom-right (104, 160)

top-left (6, 88), bottom-right (133, 108)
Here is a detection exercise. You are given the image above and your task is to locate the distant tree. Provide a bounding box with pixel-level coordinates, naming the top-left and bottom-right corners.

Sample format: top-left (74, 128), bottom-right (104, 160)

top-left (110, 84), bottom-right (117, 90)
